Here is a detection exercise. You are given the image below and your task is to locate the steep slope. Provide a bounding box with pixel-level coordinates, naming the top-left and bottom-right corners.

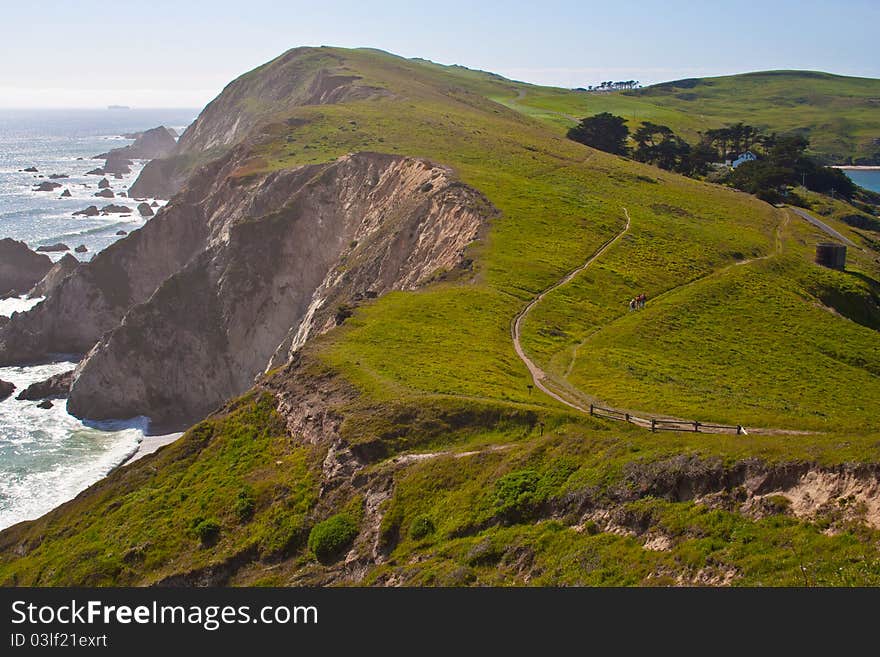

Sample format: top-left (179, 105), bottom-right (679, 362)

top-left (501, 70), bottom-right (880, 164)
top-left (1, 48), bottom-right (879, 586)
top-left (68, 153), bottom-right (488, 428)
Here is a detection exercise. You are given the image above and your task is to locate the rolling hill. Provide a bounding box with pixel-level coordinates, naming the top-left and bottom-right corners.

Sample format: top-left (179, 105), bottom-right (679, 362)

top-left (498, 70), bottom-right (880, 164)
top-left (1, 48), bottom-right (879, 586)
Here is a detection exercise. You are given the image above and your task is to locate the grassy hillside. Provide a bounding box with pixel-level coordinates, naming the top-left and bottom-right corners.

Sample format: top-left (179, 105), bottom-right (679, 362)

top-left (497, 70), bottom-right (880, 164)
top-left (2, 48), bottom-right (879, 586)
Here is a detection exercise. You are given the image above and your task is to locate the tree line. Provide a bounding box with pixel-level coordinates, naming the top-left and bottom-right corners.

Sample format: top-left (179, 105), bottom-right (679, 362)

top-left (574, 81), bottom-right (640, 92)
top-left (566, 113), bottom-right (857, 203)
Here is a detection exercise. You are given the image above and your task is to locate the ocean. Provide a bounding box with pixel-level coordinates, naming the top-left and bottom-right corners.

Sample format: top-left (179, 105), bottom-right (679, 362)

top-left (842, 169), bottom-right (880, 194)
top-left (0, 108), bottom-right (197, 530)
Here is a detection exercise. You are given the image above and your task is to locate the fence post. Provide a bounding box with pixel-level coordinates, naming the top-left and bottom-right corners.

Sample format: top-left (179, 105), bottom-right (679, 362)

top-left (625, 413), bottom-right (630, 423)
top-left (736, 425), bottom-right (742, 435)
top-left (651, 418), bottom-right (656, 433)
top-left (590, 404), bottom-right (594, 416)
top-left (694, 421), bottom-right (700, 433)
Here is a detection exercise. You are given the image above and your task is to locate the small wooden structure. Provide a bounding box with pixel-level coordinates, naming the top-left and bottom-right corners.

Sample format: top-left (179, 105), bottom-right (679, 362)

top-left (815, 242), bottom-right (846, 270)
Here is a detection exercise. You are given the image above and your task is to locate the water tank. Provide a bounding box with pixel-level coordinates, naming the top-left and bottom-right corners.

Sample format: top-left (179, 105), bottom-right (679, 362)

top-left (815, 242), bottom-right (846, 270)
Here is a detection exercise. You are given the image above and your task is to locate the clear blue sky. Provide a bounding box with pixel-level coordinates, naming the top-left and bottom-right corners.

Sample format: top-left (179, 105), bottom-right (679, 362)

top-left (1, 0), bottom-right (877, 108)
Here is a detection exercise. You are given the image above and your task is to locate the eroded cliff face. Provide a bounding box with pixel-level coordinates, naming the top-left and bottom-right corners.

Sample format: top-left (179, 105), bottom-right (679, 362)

top-left (66, 153), bottom-right (489, 429)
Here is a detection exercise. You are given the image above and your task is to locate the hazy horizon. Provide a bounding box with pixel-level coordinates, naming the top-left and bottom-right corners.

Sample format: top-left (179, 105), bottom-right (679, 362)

top-left (1, 0), bottom-right (877, 109)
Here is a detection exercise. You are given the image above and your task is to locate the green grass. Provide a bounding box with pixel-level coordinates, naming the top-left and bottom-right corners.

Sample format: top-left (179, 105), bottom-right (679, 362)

top-left (2, 47), bottom-right (880, 586)
top-left (498, 70), bottom-right (880, 164)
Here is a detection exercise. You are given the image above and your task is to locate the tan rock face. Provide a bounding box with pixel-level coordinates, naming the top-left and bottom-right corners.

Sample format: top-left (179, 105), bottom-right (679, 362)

top-left (65, 152), bottom-right (490, 429)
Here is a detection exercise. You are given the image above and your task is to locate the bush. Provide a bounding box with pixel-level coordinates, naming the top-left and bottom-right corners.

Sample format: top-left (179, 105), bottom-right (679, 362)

top-left (765, 495), bottom-right (792, 514)
top-left (233, 489), bottom-right (256, 522)
top-left (308, 514), bottom-right (358, 560)
top-left (335, 304), bottom-right (354, 325)
top-left (192, 518), bottom-right (221, 546)
top-left (409, 515), bottom-right (435, 540)
top-left (493, 469), bottom-right (541, 521)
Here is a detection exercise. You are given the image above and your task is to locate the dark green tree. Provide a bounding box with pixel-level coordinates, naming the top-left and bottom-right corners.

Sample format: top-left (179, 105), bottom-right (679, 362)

top-left (567, 112), bottom-right (630, 155)
top-left (632, 122), bottom-right (691, 172)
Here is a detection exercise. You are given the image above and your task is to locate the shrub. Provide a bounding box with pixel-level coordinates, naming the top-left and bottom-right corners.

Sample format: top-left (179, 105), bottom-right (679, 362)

top-left (308, 514), bottom-right (358, 560)
top-left (233, 489), bottom-right (256, 522)
top-left (409, 515), bottom-right (435, 540)
top-left (335, 304), bottom-right (354, 325)
top-left (193, 518), bottom-right (221, 546)
top-left (765, 495), bottom-right (792, 514)
top-left (493, 469), bottom-right (541, 521)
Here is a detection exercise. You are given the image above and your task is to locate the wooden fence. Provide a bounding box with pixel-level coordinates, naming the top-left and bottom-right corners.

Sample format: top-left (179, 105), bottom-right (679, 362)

top-left (589, 404), bottom-right (745, 435)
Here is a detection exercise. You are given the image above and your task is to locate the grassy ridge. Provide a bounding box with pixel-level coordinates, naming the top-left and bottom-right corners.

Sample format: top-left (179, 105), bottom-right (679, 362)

top-left (497, 70), bottom-right (880, 163)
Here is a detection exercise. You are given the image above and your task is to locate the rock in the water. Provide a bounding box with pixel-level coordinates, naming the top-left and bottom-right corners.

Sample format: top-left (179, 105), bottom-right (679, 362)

top-left (60, 189), bottom-right (71, 197)
top-left (113, 173), bottom-right (123, 179)
top-left (16, 369), bottom-right (74, 401)
top-left (73, 205), bottom-right (100, 217)
top-left (23, 166), bottom-right (38, 172)
top-left (119, 191), bottom-right (127, 197)
top-left (75, 244), bottom-right (88, 253)
top-left (102, 155), bottom-right (132, 176)
top-left (86, 168), bottom-right (105, 176)
top-left (48, 173), bottom-right (69, 179)
top-left (36, 243), bottom-right (70, 253)
top-left (0, 379), bottom-right (14, 402)
top-left (137, 202), bottom-right (154, 217)
top-left (36, 400), bottom-right (54, 409)
top-left (101, 204), bottom-right (130, 214)
top-left (115, 230), bottom-right (128, 235)
top-left (94, 188), bottom-right (115, 198)
top-left (28, 254), bottom-right (80, 298)
top-left (95, 126), bottom-right (177, 161)
top-left (98, 178), bottom-right (111, 189)
top-left (150, 201), bottom-right (159, 207)
top-left (0, 238), bottom-right (53, 296)
top-left (34, 181), bottom-right (62, 192)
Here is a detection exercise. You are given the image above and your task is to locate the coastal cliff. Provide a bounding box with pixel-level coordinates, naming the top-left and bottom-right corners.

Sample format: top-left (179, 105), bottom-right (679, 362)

top-left (67, 153), bottom-right (488, 428)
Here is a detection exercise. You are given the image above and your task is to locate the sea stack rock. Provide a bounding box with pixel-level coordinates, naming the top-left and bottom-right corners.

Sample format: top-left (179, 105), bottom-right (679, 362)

top-left (23, 166), bottom-right (38, 173)
top-left (102, 155), bottom-right (132, 176)
top-left (94, 188), bottom-right (115, 198)
top-left (0, 379), bottom-right (14, 402)
top-left (137, 202), bottom-right (154, 217)
top-left (73, 206), bottom-right (100, 217)
top-left (85, 168), bottom-right (105, 176)
top-left (34, 181), bottom-right (62, 192)
top-left (98, 178), bottom-right (111, 189)
top-left (36, 243), bottom-right (70, 253)
top-left (48, 173), bottom-right (69, 179)
top-left (74, 244), bottom-right (88, 253)
top-left (101, 204), bottom-right (130, 214)
top-left (36, 400), bottom-right (54, 409)
top-left (28, 253), bottom-right (80, 298)
top-left (0, 238), bottom-right (53, 296)
top-left (115, 230), bottom-right (128, 235)
top-left (16, 370), bottom-right (75, 401)
top-left (95, 126), bottom-right (177, 160)
top-left (60, 189), bottom-right (71, 197)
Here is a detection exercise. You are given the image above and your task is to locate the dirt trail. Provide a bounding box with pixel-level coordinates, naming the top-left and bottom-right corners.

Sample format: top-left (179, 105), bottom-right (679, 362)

top-left (510, 207), bottom-right (806, 435)
top-left (511, 208), bottom-right (631, 414)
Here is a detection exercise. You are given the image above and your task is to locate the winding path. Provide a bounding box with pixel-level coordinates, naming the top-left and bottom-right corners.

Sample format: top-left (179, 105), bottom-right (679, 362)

top-left (511, 208), bottom-right (631, 413)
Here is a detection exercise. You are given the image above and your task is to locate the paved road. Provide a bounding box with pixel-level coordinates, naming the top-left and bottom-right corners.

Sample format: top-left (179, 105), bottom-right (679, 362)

top-left (789, 207), bottom-right (857, 247)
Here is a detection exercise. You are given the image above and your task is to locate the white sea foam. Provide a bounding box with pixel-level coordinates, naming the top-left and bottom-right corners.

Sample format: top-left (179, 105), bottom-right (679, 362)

top-left (0, 109), bottom-right (194, 531)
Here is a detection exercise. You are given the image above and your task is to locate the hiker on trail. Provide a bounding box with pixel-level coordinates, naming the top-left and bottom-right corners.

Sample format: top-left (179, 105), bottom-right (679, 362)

top-left (641, 292), bottom-right (648, 308)
top-left (629, 298), bottom-right (636, 312)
